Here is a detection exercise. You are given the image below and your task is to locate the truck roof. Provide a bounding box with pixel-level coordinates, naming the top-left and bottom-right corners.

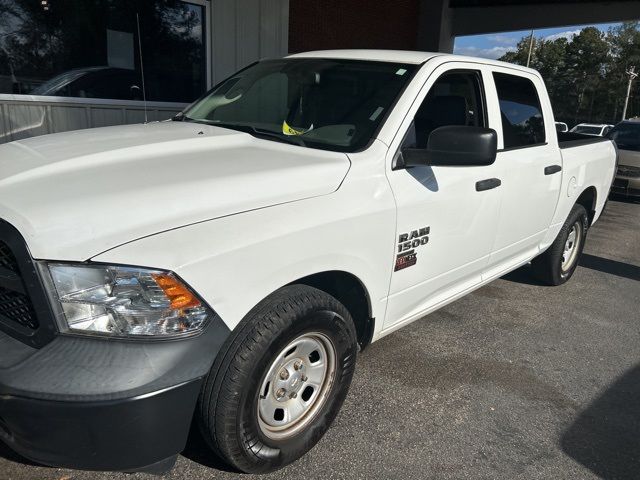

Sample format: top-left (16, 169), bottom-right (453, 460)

top-left (287, 49), bottom-right (539, 74)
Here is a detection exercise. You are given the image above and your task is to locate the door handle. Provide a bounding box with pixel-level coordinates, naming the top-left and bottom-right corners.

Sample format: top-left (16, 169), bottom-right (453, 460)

top-left (476, 178), bottom-right (501, 192)
top-left (544, 165), bottom-right (562, 175)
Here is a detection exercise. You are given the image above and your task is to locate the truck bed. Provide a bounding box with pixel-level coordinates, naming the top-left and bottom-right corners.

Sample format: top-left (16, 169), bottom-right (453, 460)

top-left (558, 131), bottom-right (611, 149)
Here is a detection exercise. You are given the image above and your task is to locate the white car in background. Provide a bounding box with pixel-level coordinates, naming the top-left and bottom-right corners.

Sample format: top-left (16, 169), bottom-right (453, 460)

top-left (570, 123), bottom-right (614, 136)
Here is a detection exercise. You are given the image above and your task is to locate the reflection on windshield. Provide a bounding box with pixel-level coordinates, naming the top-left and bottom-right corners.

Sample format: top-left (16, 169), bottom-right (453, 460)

top-left (183, 59), bottom-right (416, 152)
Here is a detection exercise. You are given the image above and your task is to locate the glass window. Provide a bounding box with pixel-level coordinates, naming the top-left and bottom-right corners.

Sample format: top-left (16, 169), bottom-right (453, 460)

top-left (571, 125), bottom-right (604, 135)
top-left (493, 73), bottom-right (545, 149)
top-left (608, 122), bottom-right (640, 151)
top-left (402, 70), bottom-right (486, 149)
top-left (0, 0), bottom-right (206, 103)
top-left (183, 59), bottom-right (417, 152)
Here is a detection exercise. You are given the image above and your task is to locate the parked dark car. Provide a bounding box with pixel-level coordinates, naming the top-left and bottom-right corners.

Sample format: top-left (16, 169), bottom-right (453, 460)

top-left (31, 67), bottom-right (143, 101)
top-left (609, 121), bottom-right (640, 198)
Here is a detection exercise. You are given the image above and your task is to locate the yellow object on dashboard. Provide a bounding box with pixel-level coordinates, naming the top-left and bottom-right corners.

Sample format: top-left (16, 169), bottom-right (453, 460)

top-left (282, 120), bottom-right (308, 136)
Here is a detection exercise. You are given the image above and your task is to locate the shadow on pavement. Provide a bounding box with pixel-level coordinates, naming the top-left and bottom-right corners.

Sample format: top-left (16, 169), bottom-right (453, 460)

top-left (561, 365), bottom-right (640, 480)
top-left (579, 254), bottom-right (640, 282)
top-left (500, 265), bottom-right (548, 286)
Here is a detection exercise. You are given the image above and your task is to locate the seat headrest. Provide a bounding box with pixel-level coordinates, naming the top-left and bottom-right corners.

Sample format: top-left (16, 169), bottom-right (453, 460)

top-left (417, 95), bottom-right (468, 128)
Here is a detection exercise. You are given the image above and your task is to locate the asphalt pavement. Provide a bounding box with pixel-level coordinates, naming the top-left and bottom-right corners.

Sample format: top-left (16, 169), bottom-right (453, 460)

top-left (1, 197), bottom-right (639, 480)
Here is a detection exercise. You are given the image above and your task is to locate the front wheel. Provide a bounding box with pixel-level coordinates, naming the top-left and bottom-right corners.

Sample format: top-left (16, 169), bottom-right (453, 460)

top-left (197, 285), bottom-right (358, 473)
top-left (531, 203), bottom-right (588, 285)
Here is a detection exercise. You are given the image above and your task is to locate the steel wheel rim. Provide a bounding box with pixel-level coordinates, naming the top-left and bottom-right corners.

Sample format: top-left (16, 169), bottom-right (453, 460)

top-left (257, 332), bottom-right (336, 440)
top-left (561, 221), bottom-right (582, 272)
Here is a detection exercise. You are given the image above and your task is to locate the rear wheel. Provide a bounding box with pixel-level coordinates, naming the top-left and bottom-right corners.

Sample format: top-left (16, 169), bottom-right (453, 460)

top-left (531, 203), bottom-right (588, 285)
top-left (197, 285), bottom-right (358, 473)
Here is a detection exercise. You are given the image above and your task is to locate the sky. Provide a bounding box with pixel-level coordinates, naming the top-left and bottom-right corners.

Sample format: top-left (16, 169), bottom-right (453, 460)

top-left (453, 22), bottom-right (621, 60)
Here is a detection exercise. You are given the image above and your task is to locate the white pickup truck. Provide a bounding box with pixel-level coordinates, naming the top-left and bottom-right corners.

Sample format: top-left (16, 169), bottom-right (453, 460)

top-left (0, 50), bottom-right (616, 474)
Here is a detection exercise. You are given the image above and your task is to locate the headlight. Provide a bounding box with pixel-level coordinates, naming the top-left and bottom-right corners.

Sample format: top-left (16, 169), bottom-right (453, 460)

top-left (46, 264), bottom-right (210, 337)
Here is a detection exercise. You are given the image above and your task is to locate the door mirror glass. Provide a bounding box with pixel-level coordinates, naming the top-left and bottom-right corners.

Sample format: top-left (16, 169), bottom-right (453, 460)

top-left (402, 126), bottom-right (497, 167)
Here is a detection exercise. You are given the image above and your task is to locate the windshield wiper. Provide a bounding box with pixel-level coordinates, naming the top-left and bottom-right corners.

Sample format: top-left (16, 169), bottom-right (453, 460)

top-left (250, 126), bottom-right (307, 147)
top-left (195, 121), bottom-right (306, 147)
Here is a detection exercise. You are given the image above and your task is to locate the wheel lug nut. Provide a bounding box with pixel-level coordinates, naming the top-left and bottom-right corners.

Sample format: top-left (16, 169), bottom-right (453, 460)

top-left (279, 369), bottom-right (289, 380)
top-left (301, 375), bottom-right (308, 382)
top-left (290, 392), bottom-right (297, 399)
top-left (276, 388), bottom-right (286, 398)
top-left (294, 361), bottom-right (303, 370)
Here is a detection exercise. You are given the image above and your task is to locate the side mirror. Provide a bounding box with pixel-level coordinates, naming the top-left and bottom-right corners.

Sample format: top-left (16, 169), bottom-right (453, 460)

top-left (130, 84), bottom-right (142, 100)
top-left (402, 126), bottom-right (498, 167)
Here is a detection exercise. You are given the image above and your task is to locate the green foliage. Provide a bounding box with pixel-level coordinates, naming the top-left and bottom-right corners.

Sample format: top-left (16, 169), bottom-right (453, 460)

top-left (499, 22), bottom-right (640, 124)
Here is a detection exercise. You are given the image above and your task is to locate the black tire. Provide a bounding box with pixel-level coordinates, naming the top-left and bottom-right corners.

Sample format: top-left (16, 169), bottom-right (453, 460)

top-left (197, 285), bottom-right (358, 473)
top-left (531, 203), bottom-right (589, 285)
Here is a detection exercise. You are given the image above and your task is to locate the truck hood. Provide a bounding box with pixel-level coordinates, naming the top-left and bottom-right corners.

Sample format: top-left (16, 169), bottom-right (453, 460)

top-left (0, 122), bottom-right (350, 260)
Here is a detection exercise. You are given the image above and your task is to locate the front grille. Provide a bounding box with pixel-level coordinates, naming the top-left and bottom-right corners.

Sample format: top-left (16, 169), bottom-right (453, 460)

top-left (0, 220), bottom-right (56, 347)
top-left (0, 288), bottom-right (38, 329)
top-left (617, 165), bottom-right (640, 178)
top-left (0, 241), bottom-right (19, 272)
top-left (0, 240), bottom-right (39, 330)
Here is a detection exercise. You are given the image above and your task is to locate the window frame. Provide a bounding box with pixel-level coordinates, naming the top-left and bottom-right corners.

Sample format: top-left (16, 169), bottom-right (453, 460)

top-left (393, 67), bottom-right (489, 168)
top-left (490, 71), bottom-right (548, 152)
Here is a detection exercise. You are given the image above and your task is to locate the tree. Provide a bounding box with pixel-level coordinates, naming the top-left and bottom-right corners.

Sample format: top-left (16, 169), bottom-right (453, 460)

top-left (499, 22), bottom-right (640, 124)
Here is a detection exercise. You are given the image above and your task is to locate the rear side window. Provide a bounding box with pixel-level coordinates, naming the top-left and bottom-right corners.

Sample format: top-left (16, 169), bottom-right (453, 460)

top-left (493, 73), bottom-right (545, 149)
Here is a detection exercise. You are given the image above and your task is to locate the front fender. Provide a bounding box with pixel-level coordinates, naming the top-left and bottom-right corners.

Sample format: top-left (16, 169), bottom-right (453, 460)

top-left (91, 167), bottom-right (396, 334)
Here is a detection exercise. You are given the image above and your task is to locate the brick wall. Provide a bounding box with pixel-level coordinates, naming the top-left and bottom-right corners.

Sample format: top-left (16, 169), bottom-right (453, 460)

top-left (289, 0), bottom-right (420, 53)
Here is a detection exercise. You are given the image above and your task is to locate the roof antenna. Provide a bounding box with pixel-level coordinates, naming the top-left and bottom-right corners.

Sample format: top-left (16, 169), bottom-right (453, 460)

top-left (136, 13), bottom-right (148, 123)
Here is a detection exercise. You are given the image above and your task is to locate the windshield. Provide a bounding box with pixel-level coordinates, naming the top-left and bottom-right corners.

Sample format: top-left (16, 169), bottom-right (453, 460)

top-left (608, 122), bottom-right (640, 151)
top-left (571, 125), bottom-right (602, 135)
top-left (182, 59), bottom-right (417, 152)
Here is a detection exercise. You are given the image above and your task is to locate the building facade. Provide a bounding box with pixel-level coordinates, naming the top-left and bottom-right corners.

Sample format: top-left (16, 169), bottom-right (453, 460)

top-left (3, 0), bottom-right (637, 143)
top-left (0, 0), bottom-right (288, 143)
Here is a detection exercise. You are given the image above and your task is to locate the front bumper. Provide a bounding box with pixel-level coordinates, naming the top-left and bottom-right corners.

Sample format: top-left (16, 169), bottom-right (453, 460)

top-left (611, 175), bottom-right (640, 197)
top-left (0, 218), bottom-right (230, 472)
top-left (0, 319), bottom-right (229, 472)
top-left (0, 378), bottom-right (201, 472)
top-left (611, 162), bottom-right (640, 197)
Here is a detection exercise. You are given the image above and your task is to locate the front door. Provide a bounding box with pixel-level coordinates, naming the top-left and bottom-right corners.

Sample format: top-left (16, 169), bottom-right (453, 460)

top-left (383, 64), bottom-right (503, 330)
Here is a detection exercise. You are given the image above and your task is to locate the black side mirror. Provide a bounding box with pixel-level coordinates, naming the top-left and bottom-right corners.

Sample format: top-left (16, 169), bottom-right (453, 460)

top-left (402, 126), bottom-right (498, 167)
top-left (130, 85), bottom-right (142, 100)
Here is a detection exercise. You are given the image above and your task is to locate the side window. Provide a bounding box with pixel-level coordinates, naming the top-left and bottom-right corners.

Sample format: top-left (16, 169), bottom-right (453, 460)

top-left (493, 73), bottom-right (545, 149)
top-left (403, 70), bottom-right (486, 149)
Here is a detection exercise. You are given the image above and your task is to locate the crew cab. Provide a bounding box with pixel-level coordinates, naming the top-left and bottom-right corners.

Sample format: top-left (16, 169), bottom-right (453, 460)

top-left (0, 50), bottom-right (616, 474)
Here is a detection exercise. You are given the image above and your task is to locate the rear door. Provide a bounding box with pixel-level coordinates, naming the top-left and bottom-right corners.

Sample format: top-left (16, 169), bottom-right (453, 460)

top-left (483, 68), bottom-right (563, 278)
top-left (383, 62), bottom-right (503, 330)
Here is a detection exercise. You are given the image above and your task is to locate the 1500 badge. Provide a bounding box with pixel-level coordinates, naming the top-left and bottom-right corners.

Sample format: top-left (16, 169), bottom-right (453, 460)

top-left (395, 227), bottom-right (430, 271)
